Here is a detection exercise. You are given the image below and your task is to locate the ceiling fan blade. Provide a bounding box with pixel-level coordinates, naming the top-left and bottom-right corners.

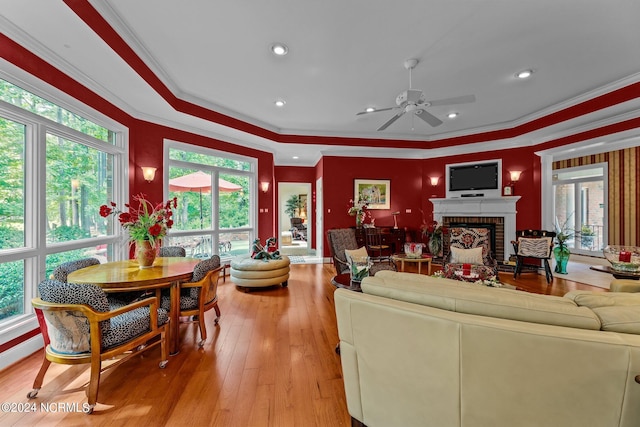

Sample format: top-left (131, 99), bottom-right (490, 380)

top-left (415, 109), bottom-right (443, 127)
top-left (427, 94), bottom-right (476, 107)
top-left (356, 107), bottom-right (395, 116)
top-left (377, 112), bottom-right (405, 131)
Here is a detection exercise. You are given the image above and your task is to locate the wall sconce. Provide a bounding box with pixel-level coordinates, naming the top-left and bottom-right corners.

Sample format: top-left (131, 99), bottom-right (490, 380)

top-left (140, 166), bottom-right (156, 183)
top-left (260, 181), bottom-right (270, 193)
top-left (429, 176), bottom-right (439, 186)
top-left (509, 171), bottom-right (522, 183)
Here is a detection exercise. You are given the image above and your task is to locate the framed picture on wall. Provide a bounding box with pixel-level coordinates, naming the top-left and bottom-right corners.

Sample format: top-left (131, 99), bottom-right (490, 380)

top-left (354, 179), bottom-right (391, 209)
top-left (503, 185), bottom-right (512, 196)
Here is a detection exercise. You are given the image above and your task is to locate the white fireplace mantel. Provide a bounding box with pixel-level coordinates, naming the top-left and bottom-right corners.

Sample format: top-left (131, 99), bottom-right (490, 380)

top-left (429, 196), bottom-right (521, 262)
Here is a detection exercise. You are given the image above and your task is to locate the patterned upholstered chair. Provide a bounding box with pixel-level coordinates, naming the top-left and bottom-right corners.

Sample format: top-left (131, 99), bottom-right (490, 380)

top-left (443, 227), bottom-right (498, 279)
top-left (512, 229), bottom-right (556, 283)
top-left (28, 280), bottom-right (169, 413)
top-left (326, 228), bottom-right (395, 276)
top-left (290, 217), bottom-right (307, 241)
top-left (158, 246), bottom-right (186, 257)
top-left (52, 257), bottom-right (100, 282)
top-left (162, 255), bottom-right (222, 346)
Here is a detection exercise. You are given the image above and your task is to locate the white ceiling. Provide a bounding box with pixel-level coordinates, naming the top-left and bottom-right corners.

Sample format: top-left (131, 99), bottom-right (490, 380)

top-left (1, 0), bottom-right (640, 165)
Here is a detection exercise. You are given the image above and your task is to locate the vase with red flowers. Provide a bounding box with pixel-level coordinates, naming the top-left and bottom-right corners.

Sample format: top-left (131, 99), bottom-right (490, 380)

top-left (99, 193), bottom-right (177, 268)
top-left (421, 220), bottom-right (448, 257)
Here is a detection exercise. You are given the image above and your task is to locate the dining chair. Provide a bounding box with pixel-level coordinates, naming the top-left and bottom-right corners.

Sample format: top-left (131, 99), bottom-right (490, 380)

top-left (158, 246), bottom-right (186, 257)
top-left (162, 255), bottom-right (223, 346)
top-left (51, 257), bottom-right (100, 282)
top-left (364, 227), bottom-right (391, 260)
top-left (28, 280), bottom-right (169, 414)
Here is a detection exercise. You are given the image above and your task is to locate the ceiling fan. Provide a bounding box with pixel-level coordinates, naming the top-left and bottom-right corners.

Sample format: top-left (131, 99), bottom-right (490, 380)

top-left (357, 58), bottom-right (476, 131)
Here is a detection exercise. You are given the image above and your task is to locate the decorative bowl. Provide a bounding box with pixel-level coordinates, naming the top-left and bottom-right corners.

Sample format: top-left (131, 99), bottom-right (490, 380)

top-left (404, 243), bottom-right (424, 259)
top-left (603, 245), bottom-right (640, 272)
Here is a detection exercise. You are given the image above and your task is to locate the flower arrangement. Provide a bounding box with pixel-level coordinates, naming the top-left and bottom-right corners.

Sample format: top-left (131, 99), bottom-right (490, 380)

top-left (347, 199), bottom-right (370, 226)
top-left (99, 193), bottom-right (177, 246)
top-left (554, 215), bottom-right (574, 251)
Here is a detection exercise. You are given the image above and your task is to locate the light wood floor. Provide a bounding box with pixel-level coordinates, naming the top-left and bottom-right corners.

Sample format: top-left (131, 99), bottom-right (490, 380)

top-left (0, 263), bottom-right (606, 426)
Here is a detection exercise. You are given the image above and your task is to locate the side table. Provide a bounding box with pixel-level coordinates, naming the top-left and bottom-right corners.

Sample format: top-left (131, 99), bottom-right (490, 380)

top-left (391, 254), bottom-right (433, 275)
top-left (331, 273), bottom-right (362, 292)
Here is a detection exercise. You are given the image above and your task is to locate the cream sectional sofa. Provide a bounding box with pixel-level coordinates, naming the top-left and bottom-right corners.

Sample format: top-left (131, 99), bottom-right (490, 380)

top-left (334, 270), bottom-right (640, 427)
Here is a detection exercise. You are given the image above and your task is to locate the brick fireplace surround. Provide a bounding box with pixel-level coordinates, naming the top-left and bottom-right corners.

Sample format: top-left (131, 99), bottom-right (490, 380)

top-left (430, 197), bottom-right (521, 263)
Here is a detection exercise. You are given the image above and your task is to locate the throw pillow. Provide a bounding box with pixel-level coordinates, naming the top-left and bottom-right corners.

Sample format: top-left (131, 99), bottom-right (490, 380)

top-left (517, 237), bottom-right (552, 257)
top-left (450, 246), bottom-right (483, 264)
top-left (345, 246), bottom-right (368, 264)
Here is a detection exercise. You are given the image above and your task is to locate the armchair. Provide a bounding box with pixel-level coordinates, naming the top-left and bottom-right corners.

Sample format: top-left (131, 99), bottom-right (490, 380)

top-left (28, 280), bottom-right (169, 414)
top-left (512, 229), bottom-right (556, 283)
top-left (326, 228), bottom-right (395, 276)
top-left (443, 227), bottom-right (498, 278)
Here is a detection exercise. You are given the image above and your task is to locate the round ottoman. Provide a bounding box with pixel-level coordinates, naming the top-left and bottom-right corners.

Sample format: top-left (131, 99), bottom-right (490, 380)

top-left (230, 255), bottom-right (290, 290)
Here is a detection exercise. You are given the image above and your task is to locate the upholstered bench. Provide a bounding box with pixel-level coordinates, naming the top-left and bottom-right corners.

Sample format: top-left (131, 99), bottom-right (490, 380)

top-left (230, 255), bottom-right (290, 290)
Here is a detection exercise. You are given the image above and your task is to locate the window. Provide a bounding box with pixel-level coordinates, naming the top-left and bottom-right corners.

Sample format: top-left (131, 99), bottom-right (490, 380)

top-left (0, 78), bottom-right (126, 329)
top-left (165, 142), bottom-right (256, 261)
top-left (553, 164), bottom-right (607, 255)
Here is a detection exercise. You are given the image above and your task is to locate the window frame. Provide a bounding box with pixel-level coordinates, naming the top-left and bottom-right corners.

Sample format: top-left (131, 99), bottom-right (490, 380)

top-left (163, 139), bottom-right (258, 260)
top-left (0, 70), bottom-right (128, 347)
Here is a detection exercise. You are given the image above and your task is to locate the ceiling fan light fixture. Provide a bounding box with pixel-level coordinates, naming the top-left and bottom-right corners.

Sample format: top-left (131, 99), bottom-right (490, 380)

top-left (365, 107), bottom-right (376, 113)
top-left (516, 69), bottom-right (533, 79)
top-left (271, 43), bottom-right (289, 56)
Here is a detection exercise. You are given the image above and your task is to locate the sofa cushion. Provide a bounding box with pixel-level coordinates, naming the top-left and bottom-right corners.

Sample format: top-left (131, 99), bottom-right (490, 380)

top-left (361, 271), bottom-right (601, 330)
top-left (590, 306), bottom-right (640, 334)
top-left (564, 290), bottom-right (640, 307)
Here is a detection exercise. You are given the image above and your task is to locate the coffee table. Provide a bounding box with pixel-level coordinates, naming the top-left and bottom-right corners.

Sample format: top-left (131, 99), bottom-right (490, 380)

top-left (590, 264), bottom-right (640, 280)
top-left (391, 254), bottom-right (432, 275)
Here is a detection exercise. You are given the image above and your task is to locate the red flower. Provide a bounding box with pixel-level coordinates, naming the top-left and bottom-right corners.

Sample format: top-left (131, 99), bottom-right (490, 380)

top-left (166, 219), bottom-right (174, 228)
top-left (148, 223), bottom-right (163, 236)
top-left (99, 205), bottom-right (113, 217)
top-left (118, 212), bottom-right (133, 224)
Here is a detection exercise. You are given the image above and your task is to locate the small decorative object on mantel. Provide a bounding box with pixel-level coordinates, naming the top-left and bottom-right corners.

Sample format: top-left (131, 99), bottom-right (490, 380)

top-left (99, 194), bottom-right (176, 268)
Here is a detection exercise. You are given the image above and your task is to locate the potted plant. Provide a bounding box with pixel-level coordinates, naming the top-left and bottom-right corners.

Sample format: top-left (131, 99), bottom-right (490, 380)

top-left (580, 225), bottom-right (595, 249)
top-left (285, 194), bottom-right (302, 218)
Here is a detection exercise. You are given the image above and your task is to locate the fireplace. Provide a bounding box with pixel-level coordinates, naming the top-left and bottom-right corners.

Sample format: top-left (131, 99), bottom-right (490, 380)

top-left (444, 218), bottom-right (503, 261)
top-left (430, 196), bottom-right (520, 263)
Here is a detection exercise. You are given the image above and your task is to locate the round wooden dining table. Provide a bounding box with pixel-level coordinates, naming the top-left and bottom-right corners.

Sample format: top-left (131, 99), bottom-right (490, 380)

top-left (67, 257), bottom-right (200, 355)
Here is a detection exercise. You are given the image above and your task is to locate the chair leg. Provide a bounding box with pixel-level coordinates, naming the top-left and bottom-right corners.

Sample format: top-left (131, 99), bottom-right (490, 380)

top-left (543, 260), bottom-right (553, 284)
top-left (513, 257), bottom-right (522, 279)
top-left (27, 357), bottom-right (51, 398)
top-left (214, 302), bottom-right (221, 324)
top-left (86, 357), bottom-right (102, 413)
top-left (197, 315), bottom-right (207, 347)
top-left (159, 327), bottom-right (168, 368)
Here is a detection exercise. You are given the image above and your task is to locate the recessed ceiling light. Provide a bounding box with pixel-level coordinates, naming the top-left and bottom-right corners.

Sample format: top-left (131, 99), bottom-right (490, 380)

top-left (274, 99), bottom-right (286, 107)
top-left (516, 69), bottom-right (533, 79)
top-left (365, 107), bottom-right (376, 113)
top-left (447, 112), bottom-right (459, 119)
top-left (292, 156), bottom-right (299, 159)
top-left (271, 43), bottom-right (289, 56)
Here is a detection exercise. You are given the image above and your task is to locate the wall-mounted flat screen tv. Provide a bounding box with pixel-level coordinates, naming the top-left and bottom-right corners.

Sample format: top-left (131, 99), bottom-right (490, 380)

top-left (449, 162), bottom-right (499, 191)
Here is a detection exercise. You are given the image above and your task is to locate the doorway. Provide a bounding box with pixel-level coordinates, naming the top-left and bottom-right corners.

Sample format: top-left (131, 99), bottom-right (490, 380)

top-left (278, 182), bottom-right (313, 256)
